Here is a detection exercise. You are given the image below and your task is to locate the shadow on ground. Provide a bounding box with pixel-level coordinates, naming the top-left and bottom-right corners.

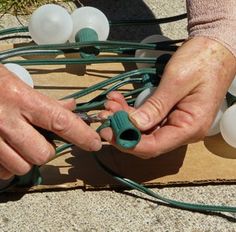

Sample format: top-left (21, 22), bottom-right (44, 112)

top-left (79, 0), bottom-right (162, 41)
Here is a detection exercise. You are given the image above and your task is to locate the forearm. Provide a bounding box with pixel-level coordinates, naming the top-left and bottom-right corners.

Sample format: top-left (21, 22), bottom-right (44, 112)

top-left (186, 0), bottom-right (236, 57)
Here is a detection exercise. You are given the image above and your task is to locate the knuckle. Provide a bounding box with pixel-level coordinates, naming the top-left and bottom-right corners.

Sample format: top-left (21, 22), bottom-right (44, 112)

top-left (145, 96), bottom-right (166, 118)
top-left (0, 114), bottom-right (9, 135)
top-left (192, 115), bottom-right (210, 141)
top-left (0, 170), bottom-right (12, 180)
top-left (77, 137), bottom-right (95, 151)
top-left (166, 65), bottom-right (190, 82)
top-left (33, 147), bottom-right (53, 165)
top-left (15, 164), bottom-right (31, 176)
top-left (0, 124), bottom-right (6, 136)
top-left (51, 110), bottom-right (72, 133)
top-left (185, 122), bottom-right (207, 143)
top-left (194, 125), bottom-right (208, 141)
top-left (141, 154), bottom-right (154, 159)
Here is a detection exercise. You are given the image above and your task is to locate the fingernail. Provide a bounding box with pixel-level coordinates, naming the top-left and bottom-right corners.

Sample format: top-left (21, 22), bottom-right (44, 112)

top-left (130, 111), bottom-right (150, 126)
top-left (106, 93), bottom-right (112, 100)
top-left (104, 101), bottom-right (109, 108)
top-left (90, 139), bottom-right (102, 151)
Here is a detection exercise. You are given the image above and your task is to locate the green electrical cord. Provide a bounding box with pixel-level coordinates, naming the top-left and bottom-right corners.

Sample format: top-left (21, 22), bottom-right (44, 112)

top-left (74, 79), bottom-right (144, 112)
top-left (0, 39), bottom-right (181, 62)
top-left (110, 13), bottom-right (187, 26)
top-left (0, 13), bottom-right (187, 38)
top-left (1, 57), bottom-right (157, 66)
top-left (1, 90), bottom-right (235, 214)
top-left (0, 26), bottom-right (28, 37)
top-left (4, 140), bottom-right (235, 213)
top-left (63, 68), bottom-right (156, 100)
top-left (93, 153), bottom-right (236, 213)
top-left (0, 12), bottom-right (235, 215)
top-left (0, 38), bottom-right (181, 57)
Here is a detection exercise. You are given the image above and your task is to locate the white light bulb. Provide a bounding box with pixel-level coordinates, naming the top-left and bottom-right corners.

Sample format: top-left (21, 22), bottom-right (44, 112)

top-left (220, 104), bottom-right (236, 148)
top-left (228, 76), bottom-right (236, 96)
top-left (70, 6), bottom-right (110, 42)
top-left (4, 63), bottom-right (34, 87)
top-left (134, 87), bottom-right (156, 108)
top-left (28, 4), bottom-right (73, 45)
top-left (207, 99), bottom-right (228, 136)
top-left (135, 34), bottom-right (173, 69)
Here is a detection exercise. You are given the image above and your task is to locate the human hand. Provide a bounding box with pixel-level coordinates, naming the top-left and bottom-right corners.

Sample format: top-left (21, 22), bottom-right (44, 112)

top-left (0, 65), bottom-right (101, 180)
top-left (99, 37), bottom-right (236, 159)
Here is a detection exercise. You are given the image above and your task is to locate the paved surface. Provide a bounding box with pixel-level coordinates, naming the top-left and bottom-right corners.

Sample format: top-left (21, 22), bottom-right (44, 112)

top-left (0, 0), bottom-right (235, 231)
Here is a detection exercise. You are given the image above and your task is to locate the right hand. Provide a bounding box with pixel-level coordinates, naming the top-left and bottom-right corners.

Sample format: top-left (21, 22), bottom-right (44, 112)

top-left (0, 65), bottom-right (102, 180)
top-left (99, 37), bottom-right (236, 159)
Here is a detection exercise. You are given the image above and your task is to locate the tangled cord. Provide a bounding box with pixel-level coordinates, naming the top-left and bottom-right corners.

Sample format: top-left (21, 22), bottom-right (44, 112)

top-left (0, 13), bottom-right (235, 214)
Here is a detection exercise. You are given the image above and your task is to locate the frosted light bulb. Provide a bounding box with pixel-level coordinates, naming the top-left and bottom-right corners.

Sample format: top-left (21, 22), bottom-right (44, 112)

top-left (4, 63), bottom-right (34, 87)
top-left (135, 34), bottom-right (173, 69)
top-left (28, 4), bottom-right (73, 45)
top-left (134, 87), bottom-right (156, 108)
top-left (220, 104), bottom-right (236, 148)
top-left (70, 6), bottom-right (110, 42)
top-left (228, 76), bottom-right (236, 96)
top-left (207, 99), bottom-right (227, 136)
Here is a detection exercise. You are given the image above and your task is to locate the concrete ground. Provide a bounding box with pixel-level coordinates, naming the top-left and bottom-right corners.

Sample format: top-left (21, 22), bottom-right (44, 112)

top-left (0, 0), bottom-right (235, 231)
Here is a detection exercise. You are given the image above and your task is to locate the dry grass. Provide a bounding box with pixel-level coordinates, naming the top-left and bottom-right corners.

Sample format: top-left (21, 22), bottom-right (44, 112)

top-left (0, 0), bottom-right (71, 15)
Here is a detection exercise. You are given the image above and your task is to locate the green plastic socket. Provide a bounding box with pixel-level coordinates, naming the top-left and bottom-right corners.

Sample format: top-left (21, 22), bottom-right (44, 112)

top-left (109, 111), bottom-right (141, 149)
top-left (75, 28), bottom-right (99, 58)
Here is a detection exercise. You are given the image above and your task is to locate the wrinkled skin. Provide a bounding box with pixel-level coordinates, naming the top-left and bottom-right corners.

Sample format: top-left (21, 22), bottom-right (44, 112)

top-left (99, 37), bottom-right (236, 159)
top-left (0, 66), bottom-right (102, 180)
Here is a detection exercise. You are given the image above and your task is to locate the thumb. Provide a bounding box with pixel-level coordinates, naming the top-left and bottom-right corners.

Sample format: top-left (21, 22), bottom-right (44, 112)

top-left (129, 93), bottom-right (169, 131)
top-left (129, 76), bottom-right (185, 131)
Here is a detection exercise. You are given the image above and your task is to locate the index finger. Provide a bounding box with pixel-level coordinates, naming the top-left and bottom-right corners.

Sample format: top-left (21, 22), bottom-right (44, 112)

top-left (21, 91), bottom-right (102, 151)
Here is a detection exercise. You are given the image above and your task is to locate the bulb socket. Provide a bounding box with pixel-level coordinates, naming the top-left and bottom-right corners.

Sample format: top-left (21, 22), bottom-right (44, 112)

top-left (109, 111), bottom-right (141, 149)
top-left (75, 28), bottom-right (100, 58)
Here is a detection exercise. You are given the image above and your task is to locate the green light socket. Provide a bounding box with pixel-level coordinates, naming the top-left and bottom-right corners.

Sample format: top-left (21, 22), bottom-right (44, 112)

top-left (76, 27), bottom-right (99, 42)
top-left (75, 28), bottom-right (99, 58)
top-left (109, 111), bottom-right (141, 149)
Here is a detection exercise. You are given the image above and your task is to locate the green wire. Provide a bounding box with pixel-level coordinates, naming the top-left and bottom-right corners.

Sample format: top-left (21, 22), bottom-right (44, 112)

top-left (55, 143), bottom-right (73, 155)
top-left (0, 13), bottom-right (187, 37)
top-left (55, 140), bottom-right (236, 213)
top-left (1, 57), bottom-right (157, 66)
top-left (3, 141), bottom-right (236, 213)
top-left (1, 14), bottom-right (234, 212)
top-left (91, 77), bottom-right (143, 99)
top-left (75, 86), bottom-right (146, 112)
top-left (0, 26), bottom-right (28, 36)
top-left (109, 13), bottom-right (187, 26)
top-left (63, 68), bottom-right (156, 100)
top-left (93, 154), bottom-right (236, 213)
top-left (74, 78), bottom-right (145, 111)
top-left (0, 143), bottom-right (73, 193)
top-left (0, 40), bottom-right (181, 61)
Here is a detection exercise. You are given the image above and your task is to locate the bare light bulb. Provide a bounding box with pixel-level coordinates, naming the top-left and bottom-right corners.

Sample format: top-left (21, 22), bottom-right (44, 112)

top-left (28, 4), bottom-right (73, 45)
top-left (207, 99), bottom-right (228, 136)
top-left (135, 34), bottom-right (173, 69)
top-left (228, 76), bottom-right (236, 96)
top-left (134, 87), bottom-right (156, 108)
top-left (220, 104), bottom-right (236, 148)
top-left (4, 63), bottom-right (34, 87)
top-left (70, 6), bottom-right (110, 42)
